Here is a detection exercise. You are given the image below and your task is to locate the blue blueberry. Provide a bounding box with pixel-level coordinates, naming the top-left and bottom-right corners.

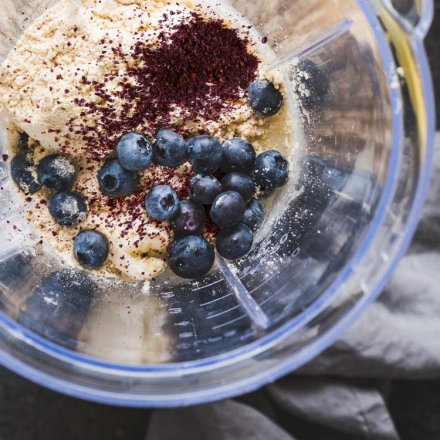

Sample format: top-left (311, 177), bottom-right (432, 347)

top-left (116, 132), bottom-right (153, 172)
top-left (48, 191), bottom-right (88, 226)
top-left (295, 60), bottom-right (329, 109)
top-left (187, 135), bottom-right (223, 174)
top-left (19, 269), bottom-right (95, 347)
top-left (0, 252), bottom-right (33, 290)
top-left (74, 230), bottom-right (109, 269)
top-left (98, 158), bottom-right (138, 198)
top-left (33, 269), bottom-right (95, 311)
top-left (243, 199), bottom-right (265, 231)
top-left (248, 79), bottom-right (283, 117)
top-left (222, 172), bottom-right (255, 201)
top-left (221, 138), bottom-right (256, 174)
top-left (37, 154), bottom-right (76, 191)
top-left (169, 235), bottom-right (215, 279)
top-left (210, 191), bottom-right (246, 229)
top-left (216, 223), bottom-right (253, 260)
top-left (19, 132), bottom-right (29, 150)
top-left (11, 151), bottom-right (42, 194)
top-left (145, 184), bottom-right (180, 221)
top-left (153, 129), bottom-right (188, 168)
top-left (254, 150), bottom-right (289, 188)
top-left (191, 175), bottom-right (222, 205)
top-left (172, 200), bottom-right (205, 236)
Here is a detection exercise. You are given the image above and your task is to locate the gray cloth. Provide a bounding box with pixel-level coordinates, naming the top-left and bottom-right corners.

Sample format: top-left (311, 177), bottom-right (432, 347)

top-left (147, 134), bottom-right (440, 440)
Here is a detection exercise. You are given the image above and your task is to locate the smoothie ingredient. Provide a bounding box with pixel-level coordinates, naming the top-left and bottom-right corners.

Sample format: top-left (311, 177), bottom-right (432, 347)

top-left (248, 79), bottom-right (284, 117)
top-left (221, 172), bottom-right (255, 201)
top-left (11, 152), bottom-right (42, 194)
top-left (172, 200), bottom-right (206, 237)
top-left (153, 129), bottom-right (188, 168)
top-left (221, 138), bottom-right (256, 174)
top-left (74, 230), bottom-right (110, 270)
top-left (98, 158), bottom-right (139, 198)
top-left (210, 191), bottom-right (246, 229)
top-left (242, 199), bottom-right (266, 232)
top-left (144, 185), bottom-right (180, 222)
top-left (48, 191), bottom-right (88, 227)
top-left (37, 154), bottom-right (76, 191)
top-left (188, 135), bottom-right (223, 174)
top-left (116, 132), bottom-right (153, 172)
top-left (191, 175), bottom-right (222, 205)
top-left (168, 235), bottom-right (215, 279)
top-left (216, 223), bottom-right (254, 260)
top-left (254, 150), bottom-right (290, 188)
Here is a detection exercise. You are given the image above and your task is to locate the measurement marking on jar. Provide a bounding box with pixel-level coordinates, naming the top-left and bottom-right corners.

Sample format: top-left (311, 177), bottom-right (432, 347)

top-left (160, 291), bottom-right (175, 298)
top-left (259, 282), bottom-right (291, 305)
top-left (207, 305), bottom-right (240, 320)
top-left (200, 293), bottom-right (234, 307)
top-left (192, 280), bottom-right (222, 292)
top-left (248, 272), bottom-right (278, 293)
top-left (174, 321), bottom-right (191, 327)
top-left (212, 315), bottom-right (246, 330)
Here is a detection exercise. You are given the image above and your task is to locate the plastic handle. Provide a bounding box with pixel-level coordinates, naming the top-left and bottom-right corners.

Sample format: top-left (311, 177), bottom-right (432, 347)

top-left (378, 0), bottom-right (434, 39)
top-left (414, 0), bottom-right (435, 38)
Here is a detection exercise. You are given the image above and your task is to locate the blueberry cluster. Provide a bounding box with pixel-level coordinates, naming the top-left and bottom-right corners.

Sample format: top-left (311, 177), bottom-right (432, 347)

top-left (141, 134), bottom-right (289, 279)
top-left (10, 78), bottom-right (287, 279)
top-left (99, 125), bottom-right (289, 279)
top-left (10, 144), bottom-right (108, 270)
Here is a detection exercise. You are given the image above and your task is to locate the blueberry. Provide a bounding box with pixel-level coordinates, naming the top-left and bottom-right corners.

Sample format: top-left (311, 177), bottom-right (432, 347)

top-left (11, 151), bottom-right (42, 194)
top-left (19, 269), bottom-right (95, 347)
top-left (221, 138), bottom-right (256, 174)
top-left (294, 59), bottom-right (329, 109)
top-left (222, 172), bottom-right (255, 201)
top-left (145, 184), bottom-right (180, 221)
top-left (33, 269), bottom-right (95, 310)
top-left (254, 150), bottom-right (289, 188)
top-left (0, 252), bottom-right (33, 290)
top-left (172, 200), bottom-right (205, 236)
top-left (37, 154), bottom-right (76, 191)
top-left (153, 129), bottom-right (188, 168)
top-left (248, 79), bottom-right (283, 117)
top-left (216, 223), bottom-right (253, 260)
top-left (210, 191), bottom-right (246, 229)
top-left (98, 158), bottom-right (138, 198)
top-left (74, 230), bottom-right (109, 269)
top-left (48, 191), bottom-right (88, 226)
top-left (243, 199), bottom-right (265, 231)
top-left (19, 132), bottom-right (29, 150)
top-left (169, 235), bottom-right (215, 279)
top-left (191, 175), bottom-right (222, 205)
top-left (187, 135), bottom-right (223, 174)
top-left (116, 132), bottom-right (153, 171)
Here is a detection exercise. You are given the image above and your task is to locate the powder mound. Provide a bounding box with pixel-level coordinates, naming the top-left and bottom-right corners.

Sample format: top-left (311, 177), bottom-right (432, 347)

top-left (72, 12), bottom-right (260, 161)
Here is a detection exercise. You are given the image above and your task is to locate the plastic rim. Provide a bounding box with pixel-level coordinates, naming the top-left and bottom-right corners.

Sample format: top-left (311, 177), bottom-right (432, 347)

top-left (0, 0), bottom-right (435, 406)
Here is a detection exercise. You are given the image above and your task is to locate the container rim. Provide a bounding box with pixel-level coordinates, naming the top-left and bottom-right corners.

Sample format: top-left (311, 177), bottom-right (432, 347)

top-left (0, 0), bottom-right (435, 406)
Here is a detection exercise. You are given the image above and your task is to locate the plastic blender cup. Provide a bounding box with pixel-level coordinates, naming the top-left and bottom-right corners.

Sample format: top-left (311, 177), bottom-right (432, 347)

top-left (0, 0), bottom-right (435, 406)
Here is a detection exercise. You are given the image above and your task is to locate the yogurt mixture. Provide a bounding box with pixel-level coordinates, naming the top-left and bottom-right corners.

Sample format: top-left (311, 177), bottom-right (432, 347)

top-left (0, 0), bottom-right (293, 281)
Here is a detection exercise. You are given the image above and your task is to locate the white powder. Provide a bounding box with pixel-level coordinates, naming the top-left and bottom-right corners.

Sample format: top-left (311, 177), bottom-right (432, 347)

top-left (52, 156), bottom-right (76, 178)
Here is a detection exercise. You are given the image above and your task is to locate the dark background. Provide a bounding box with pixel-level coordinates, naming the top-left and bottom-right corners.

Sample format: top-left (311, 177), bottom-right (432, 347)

top-left (0, 4), bottom-right (439, 440)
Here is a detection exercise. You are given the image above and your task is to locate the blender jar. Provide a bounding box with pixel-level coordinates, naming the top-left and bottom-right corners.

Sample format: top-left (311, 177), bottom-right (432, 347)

top-left (0, 0), bottom-right (435, 406)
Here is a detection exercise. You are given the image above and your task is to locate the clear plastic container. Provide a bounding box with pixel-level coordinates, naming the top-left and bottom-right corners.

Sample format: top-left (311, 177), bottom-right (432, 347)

top-left (0, 0), bottom-right (435, 406)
